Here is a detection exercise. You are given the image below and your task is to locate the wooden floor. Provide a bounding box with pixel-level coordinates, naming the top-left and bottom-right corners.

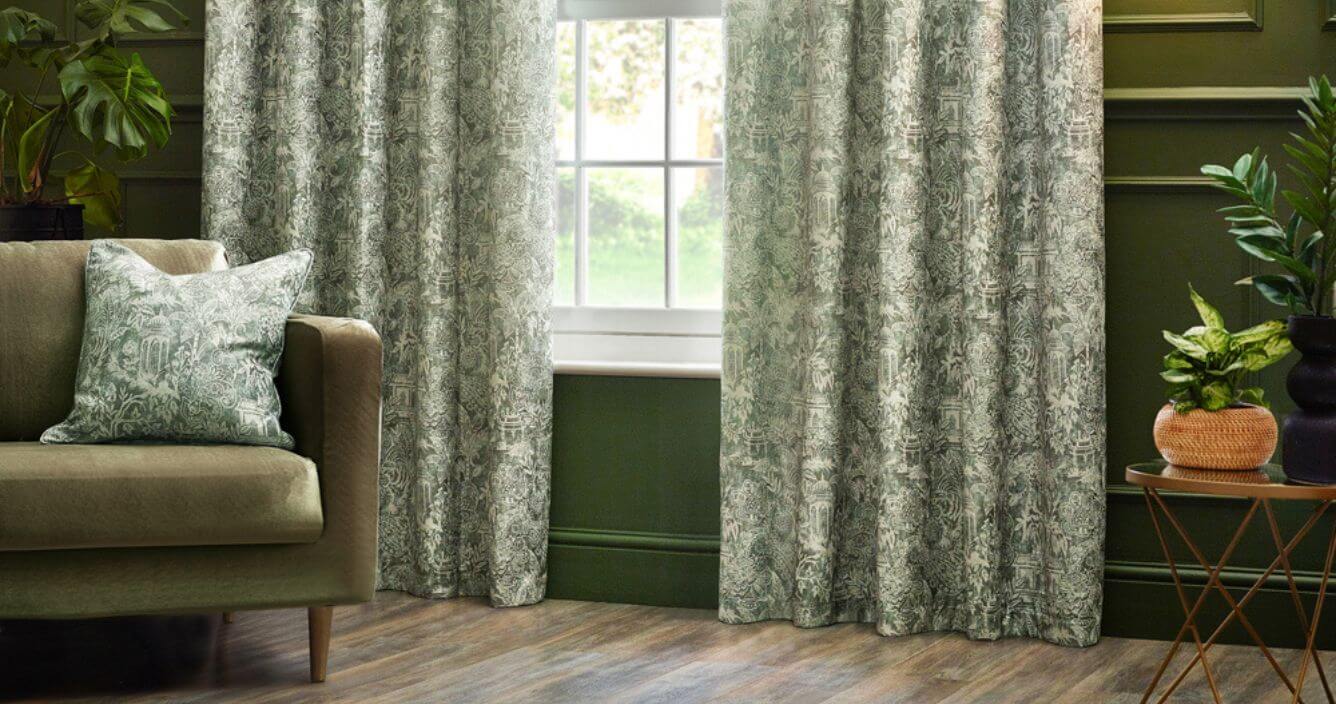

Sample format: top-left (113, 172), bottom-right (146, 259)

top-left (2, 592), bottom-right (1331, 703)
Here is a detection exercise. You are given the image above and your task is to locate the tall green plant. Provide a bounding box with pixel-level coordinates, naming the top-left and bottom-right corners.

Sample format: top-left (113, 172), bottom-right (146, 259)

top-left (1201, 76), bottom-right (1336, 316)
top-left (0, 1), bottom-right (186, 230)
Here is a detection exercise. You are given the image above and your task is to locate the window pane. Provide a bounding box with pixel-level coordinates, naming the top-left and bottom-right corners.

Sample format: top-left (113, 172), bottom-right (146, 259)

top-left (555, 167), bottom-right (576, 305)
top-left (674, 167), bottom-right (723, 308)
top-left (672, 19), bottom-right (723, 160)
top-left (588, 167), bottom-right (664, 307)
top-left (556, 22), bottom-right (576, 161)
top-left (585, 19), bottom-right (665, 161)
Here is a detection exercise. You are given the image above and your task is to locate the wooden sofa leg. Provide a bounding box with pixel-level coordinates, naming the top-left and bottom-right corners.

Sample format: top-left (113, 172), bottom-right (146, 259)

top-left (308, 606), bottom-right (333, 683)
top-left (223, 612), bottom-right (235, 624)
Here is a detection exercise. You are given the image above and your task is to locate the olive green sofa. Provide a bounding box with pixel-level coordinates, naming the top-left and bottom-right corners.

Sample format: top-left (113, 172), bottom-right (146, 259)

top-left (0, 239), bottom-right (382, 683)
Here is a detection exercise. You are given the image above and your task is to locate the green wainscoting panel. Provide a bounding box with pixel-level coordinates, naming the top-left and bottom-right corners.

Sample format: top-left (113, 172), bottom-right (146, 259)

top-left (546, 375), bottom-right (722, 608)
top-left (549, 375), bottom-right (720, 537)
top-left (548, 543), bottom-right (719, 610)
top-left (1104, 1), bottom-right (1334, 89)
top-left (5, 0), bottom-right (1336, 645)
top-left (1105, 0), bottom-right (1263, 32)
top-left (1103, 574), bottom-right (1336, 649)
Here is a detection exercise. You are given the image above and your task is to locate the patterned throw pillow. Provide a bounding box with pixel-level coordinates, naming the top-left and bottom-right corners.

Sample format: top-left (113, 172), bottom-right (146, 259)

top-left (41, 240), bottom-right (313, 449)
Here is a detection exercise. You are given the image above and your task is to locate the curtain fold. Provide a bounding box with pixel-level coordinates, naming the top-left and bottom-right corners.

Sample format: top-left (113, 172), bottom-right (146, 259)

top-left (720, 0), bottom-right (1106, 646)
top-left (202, 0), bottom-right (556, 605)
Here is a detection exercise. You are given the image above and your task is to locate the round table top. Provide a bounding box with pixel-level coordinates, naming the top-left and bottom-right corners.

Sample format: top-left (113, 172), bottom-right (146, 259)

top-left (1126, 461), bottom-right (1336, 500)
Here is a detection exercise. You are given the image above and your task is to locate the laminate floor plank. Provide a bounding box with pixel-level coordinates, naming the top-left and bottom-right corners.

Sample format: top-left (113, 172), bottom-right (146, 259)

top-left (2, 592), bottom-right (1331, 703)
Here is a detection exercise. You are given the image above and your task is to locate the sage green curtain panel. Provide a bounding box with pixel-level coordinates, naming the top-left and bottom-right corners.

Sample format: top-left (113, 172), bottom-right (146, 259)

top-left (202, 0), bottom-right (556, 605)
top-left (720, 0), bottom-right (1106, 646)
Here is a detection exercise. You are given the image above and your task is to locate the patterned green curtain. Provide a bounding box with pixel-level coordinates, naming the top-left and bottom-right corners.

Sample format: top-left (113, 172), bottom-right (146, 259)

top-left (720, 0), bottom-right (1106, 646)
top-left (202, 0), bottom-right (556, 605)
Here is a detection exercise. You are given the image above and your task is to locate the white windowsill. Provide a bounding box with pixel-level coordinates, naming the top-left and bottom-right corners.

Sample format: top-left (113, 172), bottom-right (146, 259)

top-left (554, 360), bottom-right (721, 379)
top-left (552, 306), bottom-right (721, 378)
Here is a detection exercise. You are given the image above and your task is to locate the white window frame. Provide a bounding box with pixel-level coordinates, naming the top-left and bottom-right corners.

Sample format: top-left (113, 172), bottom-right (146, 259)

top-left (554, 0), bottom-right (724, 378)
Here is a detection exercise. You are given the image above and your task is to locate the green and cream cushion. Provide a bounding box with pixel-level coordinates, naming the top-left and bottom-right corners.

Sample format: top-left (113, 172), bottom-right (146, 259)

top-left (41, 240), bottom-right (312, 449)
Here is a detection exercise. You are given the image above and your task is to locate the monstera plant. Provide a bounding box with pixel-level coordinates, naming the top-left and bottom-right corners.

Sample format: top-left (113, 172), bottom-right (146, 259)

top-left (0, 1), bottom-right (186, 235)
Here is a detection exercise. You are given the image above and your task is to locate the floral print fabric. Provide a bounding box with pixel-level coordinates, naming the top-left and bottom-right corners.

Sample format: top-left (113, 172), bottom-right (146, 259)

top-left (42, 240), bottom-right (311, 449)
top-left (719, 0), bottom-right (1106, 646)
top-left (202, 0), bottom-right (556, 605)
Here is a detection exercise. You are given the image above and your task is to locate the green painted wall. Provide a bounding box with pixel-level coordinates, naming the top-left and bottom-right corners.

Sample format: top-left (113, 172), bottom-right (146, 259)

top-left (1103, 0), bottom-right (1335, 647)
top-left (6, 0), bottom-right (1335, 646)
top-left (549, 375), bottom-right (720, 609)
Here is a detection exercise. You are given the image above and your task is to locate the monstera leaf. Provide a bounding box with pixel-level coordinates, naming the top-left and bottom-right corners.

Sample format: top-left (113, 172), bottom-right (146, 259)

top-left (0, 8), bottom-right (58, 67)
top-left (58, 48), bottom-right (172, 160)
top-left (75, 0), bottom-right (186, 37)
top-left (65, 162), bottom-right (121, 230)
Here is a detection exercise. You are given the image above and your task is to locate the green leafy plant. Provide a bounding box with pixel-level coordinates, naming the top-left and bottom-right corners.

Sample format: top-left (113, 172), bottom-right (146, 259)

top-left (1201, 76), bottom-right (1336, 316)
top-left (0, 1), bottom-right (186, 230)
top-left (1162, 286), bottom-right (1293, 413)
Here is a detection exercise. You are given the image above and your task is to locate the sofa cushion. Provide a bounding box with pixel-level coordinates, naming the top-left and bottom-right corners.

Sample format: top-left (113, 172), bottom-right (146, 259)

top-left (0, 239), bottom-right (228, 442)
top-left (41, 241), bottom-right (312, 449)
top-left (0, 443), bottom-right (323, 551)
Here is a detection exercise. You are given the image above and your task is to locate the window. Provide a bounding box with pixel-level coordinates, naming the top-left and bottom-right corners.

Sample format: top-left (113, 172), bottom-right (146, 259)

top-left (554, 0), bottom-right (723, 376)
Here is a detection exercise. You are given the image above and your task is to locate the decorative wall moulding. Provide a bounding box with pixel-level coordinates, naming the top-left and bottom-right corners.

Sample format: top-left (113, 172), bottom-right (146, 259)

top-left (1104, 559), bottom-right (1329, 592)
top-left (549, 527), bottom-right (721, 554)
top-left (33, 94), bottom-right (203, 123)
top-left (1103, 176), bottom-right (1219, 194)
top-left (1104, 0), bottom-right (1263, 32)
top-left (1105, 86), bottom-right (1310, 120)
top-left (111, 30), bottom-right (205, 46)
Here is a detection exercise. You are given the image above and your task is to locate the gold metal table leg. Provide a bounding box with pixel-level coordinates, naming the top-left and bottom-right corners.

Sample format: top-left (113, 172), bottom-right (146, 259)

top-left (1291, 520), bottom-right (1336, 704)
top-left (1266, 499), bottom-right (1335, 703)
top-left (1139, 492), bottom-right (1336, 704)
top-left (1140, 492), bottom-right (1259, 704)
top-left (1152, 491), bottom-right (1311, 703)
top-left (1156, 502), bottom-right (1330, 703)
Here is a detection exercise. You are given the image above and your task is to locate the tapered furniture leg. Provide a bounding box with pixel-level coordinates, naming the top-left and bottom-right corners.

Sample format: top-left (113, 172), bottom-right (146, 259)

top-left (309, 606), bottom-right (333, 683)
top-left (223, 612), bottom-right (235, 624)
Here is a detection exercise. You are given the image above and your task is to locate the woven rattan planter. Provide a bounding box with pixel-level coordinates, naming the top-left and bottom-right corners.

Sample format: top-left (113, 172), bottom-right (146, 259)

top-left (1153, 403), bottom-right (1277, 471)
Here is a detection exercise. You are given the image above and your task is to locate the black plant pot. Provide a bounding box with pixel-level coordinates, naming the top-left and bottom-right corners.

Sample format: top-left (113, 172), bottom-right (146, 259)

top-left (0, 203), bottom-right (85, 242)
top-left (1283, 315), bottom-right (1336, 485)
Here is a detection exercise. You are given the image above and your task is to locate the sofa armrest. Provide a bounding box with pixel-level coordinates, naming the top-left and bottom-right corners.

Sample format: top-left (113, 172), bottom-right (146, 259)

top-left (278, 314), bottom-right (382, 600)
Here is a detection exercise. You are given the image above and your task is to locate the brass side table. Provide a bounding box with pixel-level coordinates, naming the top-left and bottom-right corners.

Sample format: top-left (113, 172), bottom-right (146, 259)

top-left (1127, 462), bottom-right (1336, 704)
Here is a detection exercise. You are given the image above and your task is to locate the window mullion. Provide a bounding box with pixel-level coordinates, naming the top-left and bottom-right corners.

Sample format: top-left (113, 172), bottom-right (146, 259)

top-left (663, 18), bottom-right (676, 309)
top-left (575, 19), bottom-right (589, 306)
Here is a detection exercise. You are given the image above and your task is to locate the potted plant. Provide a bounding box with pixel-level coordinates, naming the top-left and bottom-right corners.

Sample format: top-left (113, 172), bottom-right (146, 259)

top-left (0, 2), bottom-right (186, 241)
top-left (1200, 76), bottom-right (1336, 483)
top-left (1154, 286), bottom-right (1292, 470)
